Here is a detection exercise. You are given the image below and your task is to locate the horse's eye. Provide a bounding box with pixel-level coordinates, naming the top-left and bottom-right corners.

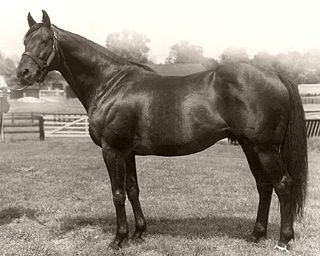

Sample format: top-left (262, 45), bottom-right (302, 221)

top-left (39, 52), bottom-right (45, 60)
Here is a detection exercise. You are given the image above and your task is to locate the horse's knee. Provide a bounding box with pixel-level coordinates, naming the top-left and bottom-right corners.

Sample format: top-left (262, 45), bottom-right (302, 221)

top-left (113, 191), bottom-right (126, 206)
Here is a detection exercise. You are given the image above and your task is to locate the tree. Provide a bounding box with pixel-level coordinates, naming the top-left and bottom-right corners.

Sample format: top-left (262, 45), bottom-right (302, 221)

top-left (0, 54), bottom-right (16, 77)
top-left (166, 41), bottom-right (205, 64)
top-left (220, 46), bottom-right (250, 63)
top-left (251, 51), bottom-right (275, 69)
top-left (106, 30), bottom-right (151, 63)
top-left (272, 51), bottom-right (305, 82)
top-left (46, 71), bottom-right (63, 83)
top-left (0, 53), bottom-right (17, 86)
top-left (202, 57), bottom-right (219, 70)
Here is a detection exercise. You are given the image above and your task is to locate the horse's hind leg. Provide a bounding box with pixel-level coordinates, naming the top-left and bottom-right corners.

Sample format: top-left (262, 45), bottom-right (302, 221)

top-left (254, 144), bottom-right (294, 250)
top-left (240, 141), bottom-right (273, 242)
top-left (125, 154), bottom-right (147, 242)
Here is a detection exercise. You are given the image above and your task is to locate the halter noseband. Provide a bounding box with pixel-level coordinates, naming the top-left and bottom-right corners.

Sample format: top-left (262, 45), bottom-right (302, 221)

top-left (22, 29), bottom-right (58, 72)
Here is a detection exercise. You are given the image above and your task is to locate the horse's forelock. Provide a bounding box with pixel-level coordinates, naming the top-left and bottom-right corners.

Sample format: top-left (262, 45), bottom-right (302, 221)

top-left (23, 23), bottom-right (50, 43)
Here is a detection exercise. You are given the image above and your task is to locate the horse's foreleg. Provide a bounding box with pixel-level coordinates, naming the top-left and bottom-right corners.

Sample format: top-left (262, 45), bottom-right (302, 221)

top-left (241, 142), bottom-right (273, 242)
top-left (102, 144), bottom-right (128, 249)
top-left (126, 154), bottom-right (147, 242)
top-left (256, 146), bottom-right (294, 250)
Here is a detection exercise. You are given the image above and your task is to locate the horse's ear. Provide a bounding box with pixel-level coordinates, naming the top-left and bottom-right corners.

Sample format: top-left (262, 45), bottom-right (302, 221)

top-left (42, 10), bottom-right (51, 26)
top-left (27, 12), bottom-right (36, 28)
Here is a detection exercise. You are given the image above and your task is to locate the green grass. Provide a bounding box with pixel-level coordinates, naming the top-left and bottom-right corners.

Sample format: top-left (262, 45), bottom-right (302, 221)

top-left (0, 139), bottom-right (319, 255)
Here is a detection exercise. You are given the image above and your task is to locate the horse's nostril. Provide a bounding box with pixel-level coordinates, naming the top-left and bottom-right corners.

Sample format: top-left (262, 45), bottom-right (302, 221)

top-left (22, 69), bottom-right (30, 77)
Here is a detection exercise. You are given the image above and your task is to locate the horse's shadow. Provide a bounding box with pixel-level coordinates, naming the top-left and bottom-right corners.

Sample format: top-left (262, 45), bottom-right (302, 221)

top-left (0, 206), bottom-right (38, 225)
top-left (58, 214), bottom-right (279, 241)
top-left (0, 206), bottom-right (279, 241)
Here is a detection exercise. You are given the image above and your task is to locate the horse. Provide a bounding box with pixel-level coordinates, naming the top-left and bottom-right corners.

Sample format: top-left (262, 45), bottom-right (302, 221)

top-left (16, 11), bottom-right (308, 251)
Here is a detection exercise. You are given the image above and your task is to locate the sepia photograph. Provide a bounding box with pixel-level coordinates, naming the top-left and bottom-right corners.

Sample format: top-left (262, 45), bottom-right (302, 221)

top-left (0, 0), bottom-right (319, 255)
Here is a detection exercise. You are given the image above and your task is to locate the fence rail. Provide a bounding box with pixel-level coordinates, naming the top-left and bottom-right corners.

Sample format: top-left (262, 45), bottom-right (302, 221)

top-left (1, 112), bottom-right (44, 141)
top-left (1, 111), bottom-right (320, 141)
top-left (301, 97), bottom-right (320, 104)
top-left (43, 114), bottom-right (89, 137)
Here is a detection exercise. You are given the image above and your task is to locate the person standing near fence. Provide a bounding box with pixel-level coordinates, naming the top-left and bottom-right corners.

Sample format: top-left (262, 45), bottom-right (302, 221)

top-left (0, 76), bottom-right (11, 141)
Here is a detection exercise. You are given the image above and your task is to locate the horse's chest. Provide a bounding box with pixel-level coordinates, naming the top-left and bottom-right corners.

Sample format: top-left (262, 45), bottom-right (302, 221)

top-left (88, 118), bottom-right (102, 146)
top-left (88, 104), bottom-right (135, 148)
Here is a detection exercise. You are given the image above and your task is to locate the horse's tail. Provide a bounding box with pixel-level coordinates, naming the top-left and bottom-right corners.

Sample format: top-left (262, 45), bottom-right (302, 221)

top-left (278, 74), bottom-right (308, 219)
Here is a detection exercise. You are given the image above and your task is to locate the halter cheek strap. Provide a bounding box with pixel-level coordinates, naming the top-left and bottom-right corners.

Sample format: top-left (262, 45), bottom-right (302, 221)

top-left (22, 30), bottom-right (58, 72)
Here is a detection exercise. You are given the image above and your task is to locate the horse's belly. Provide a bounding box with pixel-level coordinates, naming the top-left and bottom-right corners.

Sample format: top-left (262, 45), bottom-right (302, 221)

top-left (134, 121), bottom-right (228, 156)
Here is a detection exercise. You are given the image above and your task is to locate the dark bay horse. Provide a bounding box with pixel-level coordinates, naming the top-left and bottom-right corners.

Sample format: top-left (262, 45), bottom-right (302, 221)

top-left (16, 11), bottom-right (308, 251)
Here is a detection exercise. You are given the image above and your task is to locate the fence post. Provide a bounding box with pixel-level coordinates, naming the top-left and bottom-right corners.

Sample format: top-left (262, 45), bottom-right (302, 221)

top-left (39, 115), bottom-right (45, 141)
top-left (85, 116), bottom-right (89, 136)
top-left (0, 111), bottom-right (4, 142)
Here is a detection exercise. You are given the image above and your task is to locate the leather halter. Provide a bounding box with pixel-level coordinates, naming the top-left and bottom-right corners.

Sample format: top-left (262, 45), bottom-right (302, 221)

top-left (22, 29), bottom-right (58, 72)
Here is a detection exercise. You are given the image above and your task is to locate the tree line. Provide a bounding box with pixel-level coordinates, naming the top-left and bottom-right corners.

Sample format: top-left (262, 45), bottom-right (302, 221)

top-left (2, 30), bottom-right (320, 85)
top-left (106, 30), bottom-right (320, 84)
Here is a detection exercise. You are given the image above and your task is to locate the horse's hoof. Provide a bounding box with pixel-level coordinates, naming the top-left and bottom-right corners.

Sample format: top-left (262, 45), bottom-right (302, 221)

top-left (131, 236), bottom-right (145, 244)
top-left (247, 232), bottom-right (266, 243)
top-left (108, 237), bottom-right (129, 250)
top-left (108, 241), bottom-right (121, 250)
top-left (247, 235), bottom-right (263, 243)
top-left (274, 244), bottom-right (289, 252)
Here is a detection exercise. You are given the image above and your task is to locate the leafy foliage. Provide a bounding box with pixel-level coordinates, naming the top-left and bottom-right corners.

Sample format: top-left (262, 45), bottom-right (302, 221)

top-left (166, 41), bottom-right (205, 64)
top-left (218, 47), bottom-right (320, 84)
top-left (105, 30), bottom-right (151, 63)
top-left (0, 52), bottom-right (18, 85)
top-left (220, 46), bottom-right (250, 64)
top-left (251, 49), bottom-right (320, 84)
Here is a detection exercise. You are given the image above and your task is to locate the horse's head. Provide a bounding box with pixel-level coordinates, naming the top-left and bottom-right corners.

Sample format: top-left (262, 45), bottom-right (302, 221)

top-left (16, 10), bottom-right (58, 90)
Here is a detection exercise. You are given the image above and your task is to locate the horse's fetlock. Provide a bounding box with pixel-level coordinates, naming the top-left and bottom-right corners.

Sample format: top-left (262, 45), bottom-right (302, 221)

top-left (117, 227), bottom-right (129, 238)
top-left (136, 219), bottom-right (147, 231)
top-left (254, 222), bottom-right (267, 234)
top-left (280, 227), bottom-right (294, 245)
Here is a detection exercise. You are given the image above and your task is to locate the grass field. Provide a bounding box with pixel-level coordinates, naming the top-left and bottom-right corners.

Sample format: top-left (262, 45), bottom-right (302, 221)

top-left (0, 138), bottom-right (319, 256)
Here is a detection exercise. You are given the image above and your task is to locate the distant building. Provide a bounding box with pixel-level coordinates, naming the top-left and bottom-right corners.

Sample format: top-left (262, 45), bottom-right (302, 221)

top-left (148, 63), bottom-right (206, 76)
top-left (298, 84), bottom-right (320, 96)
top-left (298, 84), bottom-right (320, 104)
top-left (9, 83), bottom-right (41, 99)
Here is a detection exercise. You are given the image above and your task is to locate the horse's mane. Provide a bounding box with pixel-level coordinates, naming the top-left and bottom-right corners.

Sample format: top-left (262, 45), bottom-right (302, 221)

top-left (53, 25), bottom-right (155, 72)
top-left (127, 60), bottom-right (155, 72)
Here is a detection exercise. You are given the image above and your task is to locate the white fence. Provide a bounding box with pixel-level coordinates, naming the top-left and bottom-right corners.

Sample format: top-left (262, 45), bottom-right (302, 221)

top-left (43, 114), bottom-right (89, 137)
top-left (42, 111), bottom-right (320, 139)
top-left (305, 110), bottom-right (320, 137)
top-left (39, 89), bottom-right (65, 98)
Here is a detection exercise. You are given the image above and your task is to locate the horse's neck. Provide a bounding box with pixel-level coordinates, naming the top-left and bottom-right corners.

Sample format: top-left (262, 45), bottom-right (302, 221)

top-left (54, 28), bottom-right (126, 111)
